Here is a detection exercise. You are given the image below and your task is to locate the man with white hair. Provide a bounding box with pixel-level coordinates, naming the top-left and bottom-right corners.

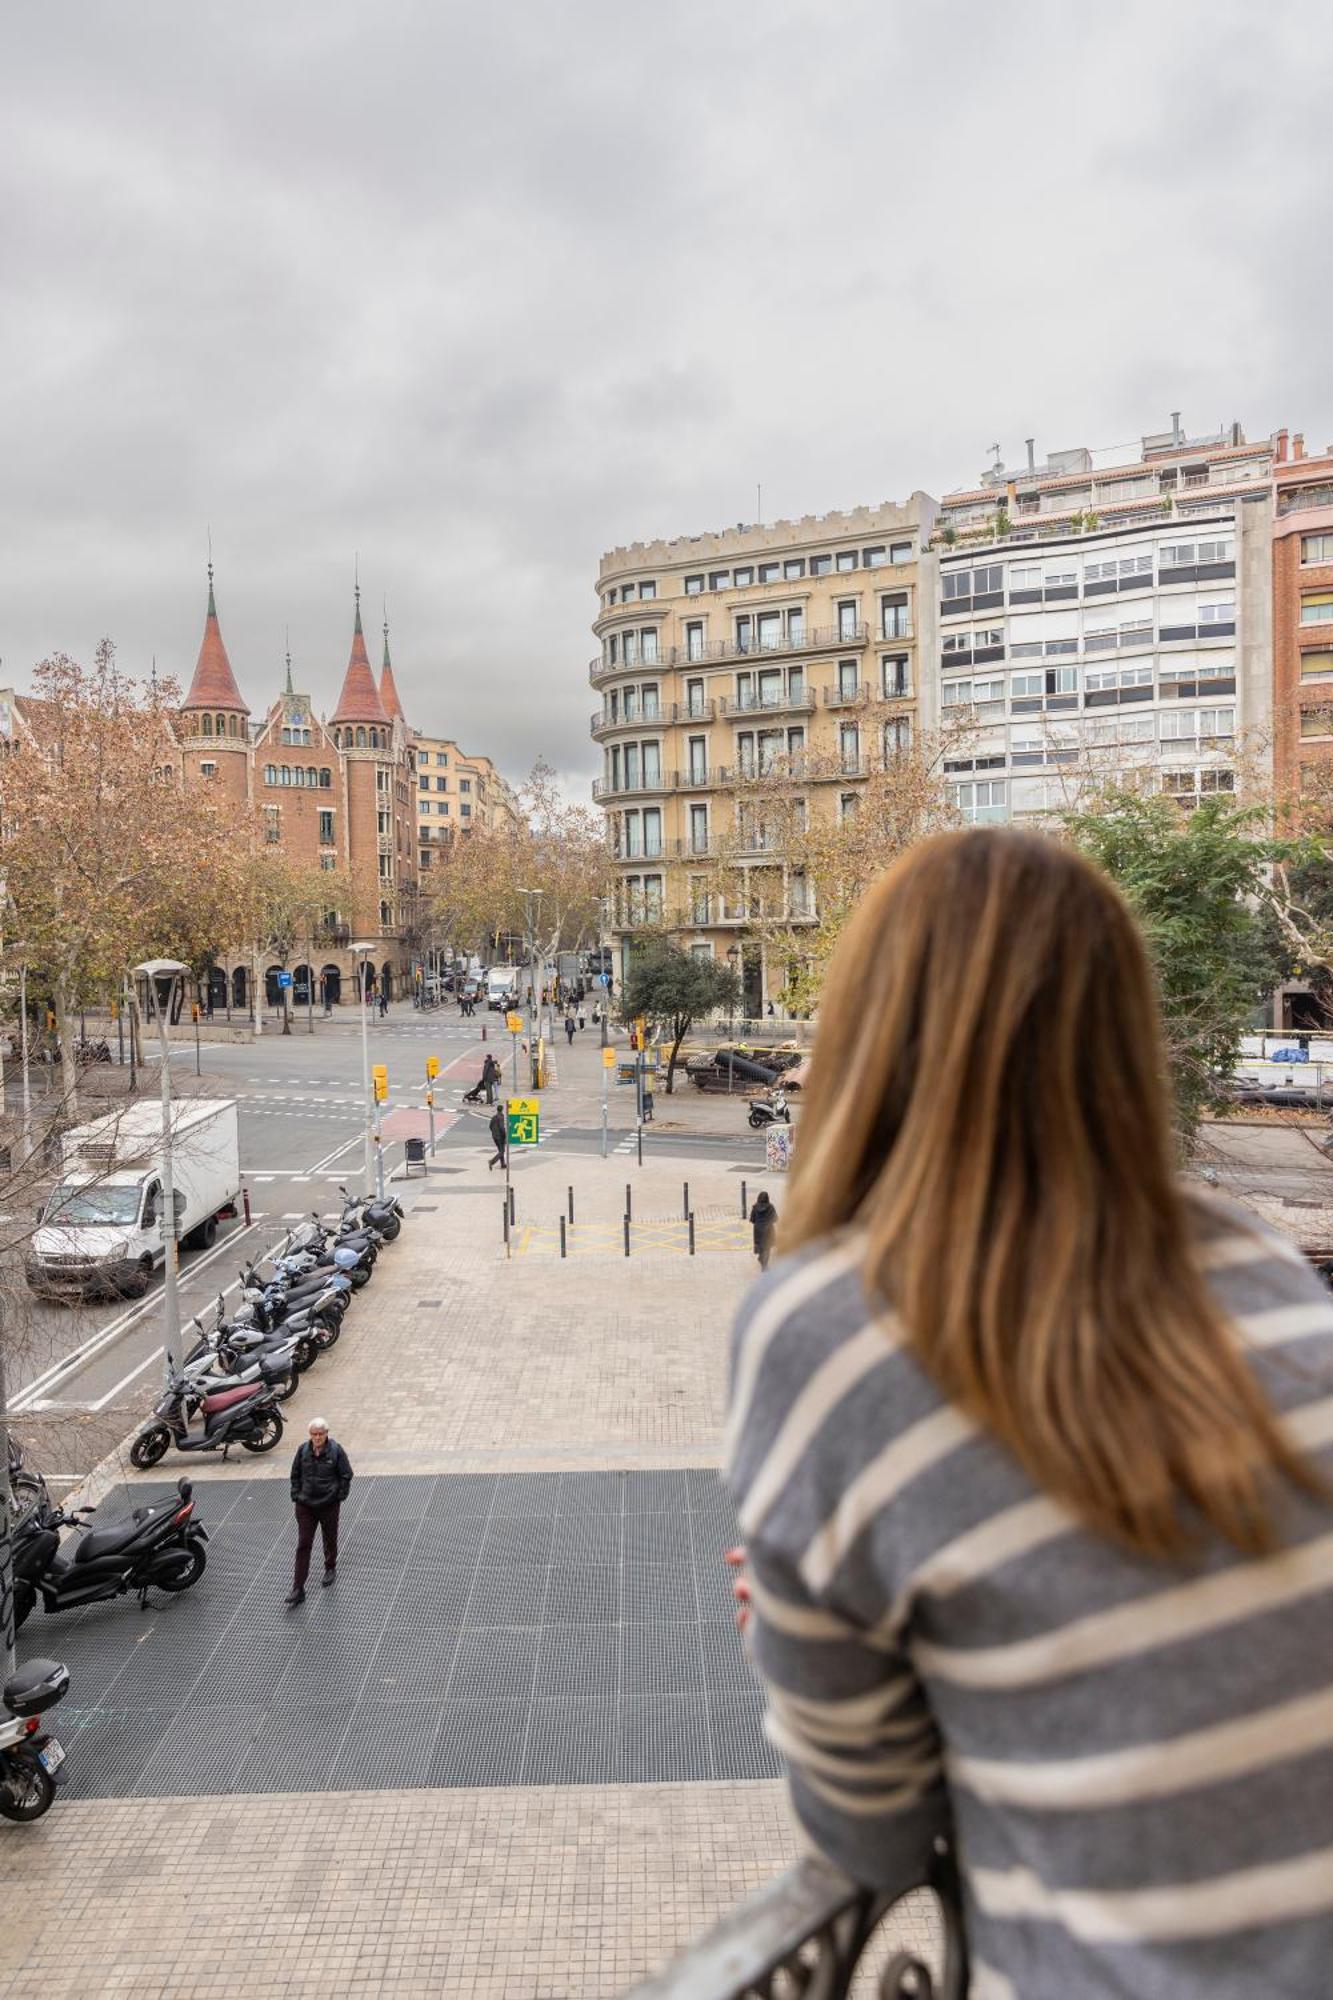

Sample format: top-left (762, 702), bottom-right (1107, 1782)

top-left (285, 1417), bottom-right (354, 1606)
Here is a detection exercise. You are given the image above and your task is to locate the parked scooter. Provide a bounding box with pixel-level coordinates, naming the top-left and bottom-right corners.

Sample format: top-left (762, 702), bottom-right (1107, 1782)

top-left (181, 1315), bottom-right (308, 1404)
top-left (1, 1659), bottom-right (69, 1821)
top-left (339, 1185), bottom-right (403, 1241)
top-left (13, 1475), bottom-right (208, 1626)
top-left (130, 1375), bottom-right (284, 1468)
top-left (747, 1089), bottom-right (791, 1130)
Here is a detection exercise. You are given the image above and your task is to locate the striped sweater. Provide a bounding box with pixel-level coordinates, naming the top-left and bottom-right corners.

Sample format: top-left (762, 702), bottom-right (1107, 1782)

top-left (725, 1195), bottom-right (1333, 1998)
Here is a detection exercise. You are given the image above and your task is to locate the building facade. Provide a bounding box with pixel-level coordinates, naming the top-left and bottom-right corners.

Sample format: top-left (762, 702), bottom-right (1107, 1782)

top-left (1272, 433), bottom-right (1333, 808)
top-left (932, 419), bottom-right (1278, 821)
top-left (414, 737), bottom-right (522, 872)
top-left (591, 499), bottom-right (935, 1011)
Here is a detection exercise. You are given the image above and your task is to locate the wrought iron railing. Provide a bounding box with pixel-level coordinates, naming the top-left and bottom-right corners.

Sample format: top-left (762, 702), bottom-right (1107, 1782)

top-left (624, 1843), bottom-right (968, 1999)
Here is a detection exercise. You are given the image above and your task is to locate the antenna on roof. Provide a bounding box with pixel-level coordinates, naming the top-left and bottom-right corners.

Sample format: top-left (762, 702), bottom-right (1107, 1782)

top-left (988, 442), bottom-right (1003, 475)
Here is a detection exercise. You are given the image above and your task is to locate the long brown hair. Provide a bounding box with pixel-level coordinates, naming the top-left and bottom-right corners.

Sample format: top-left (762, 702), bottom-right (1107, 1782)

top-left (783, 828), bottom-right (1321, 1558)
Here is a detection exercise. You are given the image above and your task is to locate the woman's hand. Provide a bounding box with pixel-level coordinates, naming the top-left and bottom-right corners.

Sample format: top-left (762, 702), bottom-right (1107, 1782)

top-left (725, 1545), bottom-right (750, 1632)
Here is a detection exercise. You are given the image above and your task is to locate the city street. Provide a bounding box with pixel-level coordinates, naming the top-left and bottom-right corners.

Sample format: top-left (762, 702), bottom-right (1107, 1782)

top-left (5, 1006), bottom-right (769, 1474)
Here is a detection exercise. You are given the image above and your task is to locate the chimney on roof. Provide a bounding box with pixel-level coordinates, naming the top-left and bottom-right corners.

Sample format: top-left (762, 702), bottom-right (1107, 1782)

top-left (1171, 411), bottom-right (1182, 447)
top-left (1276, 427), bottom-right (1290, 463)
top-left (1294, 433), bottom-right (1306, 461)
top-left (1025, 439), bottom-right (1035, 474)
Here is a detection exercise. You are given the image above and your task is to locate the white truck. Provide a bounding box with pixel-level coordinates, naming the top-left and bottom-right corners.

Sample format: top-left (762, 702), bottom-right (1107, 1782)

top-left (26, 1099), bottom-right (242, 1301)
top-left (485, 966), bottom-right (518, 1011)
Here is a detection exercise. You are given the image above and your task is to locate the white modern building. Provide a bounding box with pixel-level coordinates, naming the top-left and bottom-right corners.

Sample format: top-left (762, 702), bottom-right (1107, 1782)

top-left (932, 420), bottom-right (1278, 821)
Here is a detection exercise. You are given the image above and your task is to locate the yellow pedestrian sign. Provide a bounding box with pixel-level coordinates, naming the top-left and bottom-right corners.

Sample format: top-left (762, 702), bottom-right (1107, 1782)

top-left (507, 1095), bottom-right (540, 1146)
top-left (505, 1011), bottom-right (524, 1036)
top-left (425, 1055), bottom-right (440, 1079)
top-left (372, 1063), bottom-right (388, 1104)
top-left (602, 1046), bottom-right (617, 1069)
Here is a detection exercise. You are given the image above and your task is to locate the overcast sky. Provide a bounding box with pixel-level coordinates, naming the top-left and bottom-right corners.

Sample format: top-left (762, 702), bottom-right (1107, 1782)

top-left (3, 0), bottom-right (1329, 795)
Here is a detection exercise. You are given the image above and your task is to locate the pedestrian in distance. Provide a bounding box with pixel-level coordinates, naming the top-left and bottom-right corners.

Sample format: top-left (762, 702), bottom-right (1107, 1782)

top-left (487, 1105), bottom-right (508, 1171)
top-left (286, 1418), bottom-right (353, 1606)
top-left (749, 1189), bottom-right (778, 1268)
top-left (564, 1012), bottom-right (576, 1046)
top-left (378, 991), bottom-right (388, 1019)
top-left (482, 1051), bottom-right (501, 1104)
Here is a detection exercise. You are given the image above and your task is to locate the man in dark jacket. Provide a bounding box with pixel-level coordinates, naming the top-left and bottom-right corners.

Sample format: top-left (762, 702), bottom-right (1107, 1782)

top-left (487, 1106), bottom-right (508, 1171)
top-left (749, 1190), bottom-right (778, 1269)
top-left (482, 1052), bottom-right (501, 1104)
top-left (286, 1418), bottom-right (353, 1605)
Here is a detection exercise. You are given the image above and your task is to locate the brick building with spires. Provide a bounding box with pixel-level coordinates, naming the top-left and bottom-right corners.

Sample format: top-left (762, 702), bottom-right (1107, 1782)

top-left (175, 570), bottom-right (421, 1013)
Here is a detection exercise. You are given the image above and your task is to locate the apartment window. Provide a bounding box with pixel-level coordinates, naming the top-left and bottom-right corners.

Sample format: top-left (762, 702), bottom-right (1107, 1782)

top-left (1299, 651), bottom-right (1333, 678)
top-left (880, 594), bottom-right (911, 639)
top-left (690, 942), bottom-right (713, 963)
top-left (319, 767), bottom-right (332, 787)
top-left (685, 574), bottom-right (704, 595)
top-left (943, 677), bottom-right (1005, 722)
top-left (1010, 564), bottom-right (1041, 593)
top-left (690, 879), bottom-right (710, 924)
top-left (839, 792), bottom-right (859, 820)
top-left (704, 571), bottom-right (728, 594)
top-left (756, 611), bottom-right (782, 652)
top-left (884, 716), bottom-right (912, 757)
top-left (642, 808), bottom-right (663, 858)
top-left (952, 779), bottom-right (1007, 824)
top-left (620, 585), bottom-right (635, 603)
top-left (437, 751), bottom-right (448, 765)
top-left (882, 655), bottom-right (911, 697)
top-left (733, 565), bottom-right (753, 588)
top-left (607, 635), bottom-right (619, 666)
top-left (322, 855), bottom-right (337, 872)
top-left (439, 799), bottom-right (449, 814)
top-left (418, 774), bottom-right (429, 791)
top-left (688, 736), bottom-right (707, 782)
top-left (786, 607), bottom-right (805, 646)
top-left (862, 546), bottom-right (886, 569)
top-left (624, 809), bottom-right (642, 858)
top-left (1200, 599), bottom-right (1236, 627)
top-left (460, 779), bottom-right (471, 793)
top-left (943, 571), bottom-right (972, 603)
top-left (434, 775), bottom-right (446, 791)
top-left (639, 580), bottom-right (657, 600)
top-left (1301, 593), bottom-right (1333, 625)
top-left (686, 620), bottom-right (705, 662)
top-left (690, 804), bottom-right (709, 854)
top-left (380, 899), bottom-right (392, 925)
top-left (890, 542), bottom-right (912, 565)
top-left (318, 810), bottom-right (335, 844)
top-left (377, 809), bottom-right (391, 836)
top-left (835, 550), bottom-right (858, 573)
top-left (811, 553), bottom-right (832, 576)
top-left (783, 559), bottom-right (805, 580)
top-left (376, 768), bottom-right (389, 793)
top-left (839, 723), bottom-right (860, 773)
top-left (973, 565), bottom-right (1002, 596)
top-left (262, 764), bottom-right (277, 786)
top-left (461, 803), bottom-right (472, 817)
top-left (837, 599), bottom-right (859, 641)
top-left (643, 876), bottom-right (664, 921)
top-left (1299, 709), bottom-right (1333, 738)
top-left (758, 561), bottom-right (781, 584)
top-left (641, 684), bottom-right (660, 720)
top-left (639, 628), bottom-right (659, 664)
top-left (1301, 535), bottom-right (1333, 565)
top-left (1199, 707), bottom-right (1234, 740)
top-left (197, 760), bottom-right (217, 778)
top-left (623, 631), bottom-right (639, 667)
top-left (685, 677), bottom-right (706, 716)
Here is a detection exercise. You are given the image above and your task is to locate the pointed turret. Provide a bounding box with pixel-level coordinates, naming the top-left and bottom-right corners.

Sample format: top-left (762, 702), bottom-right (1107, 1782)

top-left (379, 613), bottom-right (406, 725)
top-left (331, 587), bottom-right (390, 728)
top-left (182, 564), bottom-right (248, 715)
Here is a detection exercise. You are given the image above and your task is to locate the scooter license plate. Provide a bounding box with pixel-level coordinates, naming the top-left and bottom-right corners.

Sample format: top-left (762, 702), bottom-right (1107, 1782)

top-left (38, 1740), bottom-right (65, 1773)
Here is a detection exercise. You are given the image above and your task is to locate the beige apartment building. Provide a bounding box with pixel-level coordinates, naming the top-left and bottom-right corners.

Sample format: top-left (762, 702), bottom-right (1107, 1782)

top-left (414, 737), bottom-right (521, 871)
top-left (591, 499), bottom-right (935, 1013)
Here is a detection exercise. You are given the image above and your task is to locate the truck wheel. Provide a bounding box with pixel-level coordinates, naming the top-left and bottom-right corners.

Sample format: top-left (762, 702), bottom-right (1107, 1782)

top-left (122, 1259), bottom-right (153, 1300)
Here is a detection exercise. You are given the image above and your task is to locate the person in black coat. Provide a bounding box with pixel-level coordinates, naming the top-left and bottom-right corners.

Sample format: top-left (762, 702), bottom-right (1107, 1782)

top-left (488, 1106), bottom-right (508, 1171)
top-left (749, 1190), bottom-right (778, 1269)
top-left (286, 1419), bottom-right (353, 1605)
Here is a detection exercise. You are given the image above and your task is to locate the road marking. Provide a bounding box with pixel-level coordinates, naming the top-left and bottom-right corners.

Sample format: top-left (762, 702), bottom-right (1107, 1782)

top-left (11, 1218), bottom-right (265, 1411)
top-left (89, 1345), bottom-right (164, 1411)
top-left (307, 1132), bottom-right (365, 1175)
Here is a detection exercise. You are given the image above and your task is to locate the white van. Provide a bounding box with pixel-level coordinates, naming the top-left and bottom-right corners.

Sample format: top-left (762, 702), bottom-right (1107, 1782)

top-left (485, 967), bottom-right (517, 1011)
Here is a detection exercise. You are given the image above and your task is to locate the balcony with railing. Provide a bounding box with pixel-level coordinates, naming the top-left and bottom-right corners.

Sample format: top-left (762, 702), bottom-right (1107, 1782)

top-left (592, 770), bottom-right (672, 802)
top-left (591, 699), bottom-right (716, 740)
top-left (823, 681), bottom-right (870, 708)
top-left (716, 689), bottom-right (817, 720)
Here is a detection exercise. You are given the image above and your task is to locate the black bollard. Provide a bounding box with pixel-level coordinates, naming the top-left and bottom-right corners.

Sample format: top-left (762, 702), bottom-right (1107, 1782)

top-left (503, 1198), bottom-right (510, 1246)
top-left (567, 1185), bottom-right (575, 1224)
top-left (637, 1124), bottom-right (643, 1166)
top-left (683, 1180), bottom-right (689, 1221)
top-left (625, 1183), bottom-right (632, 1221)
top-left (740, 1179), bottom-right (747, 1219)
top-left (688, 1211), bottom-right (695, 1256)
top-left (560, 1215), bottom-right (567, 1258)
top-left (508, 1184), bottom-right (516, 1225)
top-left (624, 1214), bottom-right (630, 1257)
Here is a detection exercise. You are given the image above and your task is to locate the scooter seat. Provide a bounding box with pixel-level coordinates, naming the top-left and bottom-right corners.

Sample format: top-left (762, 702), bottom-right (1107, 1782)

top-left (73, 1514), bottom-right (153, 1563)
top-left (202, 1385), bottom-right (262, 1415)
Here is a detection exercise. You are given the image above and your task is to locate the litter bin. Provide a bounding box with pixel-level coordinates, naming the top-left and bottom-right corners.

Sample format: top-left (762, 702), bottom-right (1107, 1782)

top-left (404, 1137), bottom-right (428, 1177)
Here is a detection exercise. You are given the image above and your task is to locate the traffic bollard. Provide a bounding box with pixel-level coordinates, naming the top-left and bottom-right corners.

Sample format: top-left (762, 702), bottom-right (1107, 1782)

top-left (508, 1185), bottom-right (516, 1225)
top-left (567, 1185), bottom-right (574, 1224)
top-left (625, 1183), bottom-right (632, 1221)
top-left (242, 1185), bottom-right (252, 1226)
top-left (503, 1199), bottom-right (510, 1246)
top-left (688, 1212), bottom-right (695, 1256)
top-left (481, 1024), bottom-right (487, 1041)
top-left (624, 1214), bottom-right (630, 1257)
top-left (683, 1181), bottom-right (689, 1221)
top-left (560, 1215), bottom-right (567, 1258)
top-left (740, 1180), bottom-right (747, 1218)
top-left (637, 1125), bottom-right (643, 1167)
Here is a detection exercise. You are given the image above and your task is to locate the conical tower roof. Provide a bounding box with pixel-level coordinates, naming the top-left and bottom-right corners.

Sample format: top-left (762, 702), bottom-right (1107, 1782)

top-left (331, 589), bottom-right (390, 726)
top-left (183, 566), bottom-right (248, 713)
top-left (379, 615), bottom-right (406, 725)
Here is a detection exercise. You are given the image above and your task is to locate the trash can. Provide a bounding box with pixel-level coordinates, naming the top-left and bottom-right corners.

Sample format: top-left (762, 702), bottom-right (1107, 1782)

top-left (404, 1137), bottom-right (427, 1177)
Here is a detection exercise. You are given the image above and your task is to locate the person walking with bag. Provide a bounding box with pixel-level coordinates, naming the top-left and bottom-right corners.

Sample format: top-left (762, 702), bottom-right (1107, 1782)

top-left (286, 1418), bottom-right (353, 1606)
top-left (726, 828), bottom-right (1333, 1998)
top-left (487, 1105), bottom-right (508, 1172)
top-left (748, 1189), bottom-right (777, 1268)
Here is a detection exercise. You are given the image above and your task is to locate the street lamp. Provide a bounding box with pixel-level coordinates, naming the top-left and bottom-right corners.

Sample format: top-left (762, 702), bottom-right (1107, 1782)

top-left (727, 945), bottom-right (741, 1093)
top-left (3, 942), bottom-right (33, 1166)
top-left (517, 887), bottom-right (544, 1044)
top-left (351, 942), bottom-right (383, 1199)
top-left (133, 957), bottom-right (188, 1382)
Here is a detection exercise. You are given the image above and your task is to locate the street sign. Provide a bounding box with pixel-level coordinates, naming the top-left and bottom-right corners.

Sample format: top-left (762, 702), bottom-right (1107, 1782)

top-left (425, 1055), bottom-right (440, 1079)
top-left (277, 971), bottom-right (293, 989)
top-left (598, 972), bottom-right (611, 988)
top-left (602, 1046), bottom-right (617, 1069)
top-left (505, 1011), bottom-right (524, 1035)
top-left (507, 1095), bottom-right (540, 1146)
top-left (372, 1062), bottom-right (388, 1104)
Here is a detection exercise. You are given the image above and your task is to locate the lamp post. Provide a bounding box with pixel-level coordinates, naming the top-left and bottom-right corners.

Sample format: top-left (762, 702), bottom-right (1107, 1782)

top-left (727, 945), bottom-right (741, 1093)
top-left (3, 944), bottom-right (33, 1164)
top-left (518, 886), bottom-right (543, 1050)
top-left (351, 942), bottom-right (382, 1198)
top-left (133, 957), bottom-right (188, 1382)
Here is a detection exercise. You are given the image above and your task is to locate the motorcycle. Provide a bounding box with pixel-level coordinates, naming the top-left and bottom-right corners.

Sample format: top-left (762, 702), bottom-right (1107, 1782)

top-left (180, 1315), bottom-right (309, 1404)
top-left (130, 1376), bottom-right (284, 1469)
top-left (14, 1475), bottom-right (208, 1626)
top-left (747, 1089), bottom-right (791, 1130)
top-left (7, 1434), bottom-right (49, 1523)
top-left (1, 1659), bottom-right (69, 1821)
top-left (338, 1185), bottom-right (403, 1242)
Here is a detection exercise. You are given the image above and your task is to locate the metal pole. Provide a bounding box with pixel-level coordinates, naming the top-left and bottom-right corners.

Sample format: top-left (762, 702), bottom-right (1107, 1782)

top-left (428, 1094), bottom-right (436, 1156)
top-left (153, 977), bottom-right (183, 1383)
top-left (116, 997), bottom-right (124, 1070)
top-left (18, 965), bottom-right (31, 1162)
top-left (559, 1215), bottom-right (567, 1259)
top-left (688, 1212), bottom-right (696, 1256)
top-left (194, 1004), bottom-right (201, 1077)
top-left (0, 1328), bottom-right (16, 1676)
top-left (307, 933), bottom-right (315, 1035)
top-left (683, 1180), bottom-right (689, 1221)
top-left (601, 1057), bottom-right (609, 1159)
top-left (511, 1030), bottom-right (519, 1092)
top-left (623, 1214), bottom-right (630, 1257)
top-left (741, 1179), bottom-right (747, 1218)
top-left (625, 1183), bottom-right (632, 1221)
top-left (637, 1124), bottom-right (643, 1167)
top-left (567, 1185), bottom-right (574, 1224)
top-left (358, 954), bottom-right (374, 1197)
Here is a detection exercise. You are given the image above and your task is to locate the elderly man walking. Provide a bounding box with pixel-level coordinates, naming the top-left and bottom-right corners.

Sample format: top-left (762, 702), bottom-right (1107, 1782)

top-left (286, 1417), bottom-right (354, 1606)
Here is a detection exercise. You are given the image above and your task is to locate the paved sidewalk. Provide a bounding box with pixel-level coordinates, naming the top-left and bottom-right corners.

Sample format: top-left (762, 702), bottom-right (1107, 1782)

top-left (2, 1135), bottom-right (940, 1997)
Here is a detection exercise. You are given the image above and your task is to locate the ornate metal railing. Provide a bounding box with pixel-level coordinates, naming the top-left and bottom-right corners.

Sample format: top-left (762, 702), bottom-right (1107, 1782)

top-left (623, 1844), bottom-right (968, 2000)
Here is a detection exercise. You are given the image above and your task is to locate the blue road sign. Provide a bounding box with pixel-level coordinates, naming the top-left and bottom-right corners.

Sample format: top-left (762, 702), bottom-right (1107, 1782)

top-left (277, 971), bottom-right (294, 989)
top-left (598, 972), bottom-right (611, 988)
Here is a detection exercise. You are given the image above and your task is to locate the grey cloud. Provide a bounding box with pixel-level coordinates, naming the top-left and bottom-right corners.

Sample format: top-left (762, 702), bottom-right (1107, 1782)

top-left (2, 0), bottom-right (1331, 788)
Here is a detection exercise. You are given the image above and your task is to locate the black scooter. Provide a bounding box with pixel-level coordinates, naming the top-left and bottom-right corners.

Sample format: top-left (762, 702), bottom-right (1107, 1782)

top-left (14, 1476), bottom-right (208, 1625)
top-left (1, 1659), bottom-right (69, 1821)
top-left (338, 1185), bottom-right (403, 1242)
top-left (130, 1376), bottom-right (284, 1469)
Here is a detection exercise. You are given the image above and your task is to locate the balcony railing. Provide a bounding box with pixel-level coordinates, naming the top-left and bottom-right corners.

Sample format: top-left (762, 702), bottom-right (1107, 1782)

top-left (588, 626), bottom-right (870, 684)
top-left (717, 690), bottom-right (817, 719)
top-left (625, 1845), bottom-right (967, 2000)
top-left (591, 700), bottom-right (717, 739)
top-left (592, 772), bottom-right (671, 801)
top-left (824, 682), bottom-right (869, 707)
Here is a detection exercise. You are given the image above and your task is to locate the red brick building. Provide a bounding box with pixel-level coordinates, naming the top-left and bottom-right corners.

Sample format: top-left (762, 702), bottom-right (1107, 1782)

top-left (177, 571), bottom-right (419, 1012)
top-left (1273, 433), bottom-right (1333, 812)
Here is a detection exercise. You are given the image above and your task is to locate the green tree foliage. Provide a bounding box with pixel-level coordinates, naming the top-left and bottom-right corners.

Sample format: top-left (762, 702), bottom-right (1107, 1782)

top-left (1066, 791), bottom-right (1286, 1135)
top-left (620, 938), bottom-right (740, 1094)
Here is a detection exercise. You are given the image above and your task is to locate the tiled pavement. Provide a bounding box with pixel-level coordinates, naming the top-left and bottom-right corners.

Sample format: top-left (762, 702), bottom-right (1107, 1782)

top-left (2, 1146), bottom-right (941, 1996)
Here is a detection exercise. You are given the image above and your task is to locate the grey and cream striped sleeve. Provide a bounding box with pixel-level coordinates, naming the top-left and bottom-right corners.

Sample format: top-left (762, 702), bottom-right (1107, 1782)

top-left (725, 1205), bottom-right (1333, 1997)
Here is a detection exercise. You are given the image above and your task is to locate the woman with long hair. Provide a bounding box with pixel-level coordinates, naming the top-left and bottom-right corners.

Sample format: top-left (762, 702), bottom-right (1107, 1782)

top-left (726, 828), bottom-right (1333, 1997)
